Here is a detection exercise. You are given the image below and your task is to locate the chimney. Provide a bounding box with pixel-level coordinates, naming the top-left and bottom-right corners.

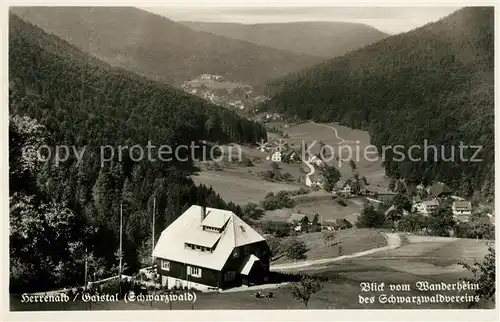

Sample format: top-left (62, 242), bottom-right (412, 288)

top-left (201, 205), bottom-right (206, 221)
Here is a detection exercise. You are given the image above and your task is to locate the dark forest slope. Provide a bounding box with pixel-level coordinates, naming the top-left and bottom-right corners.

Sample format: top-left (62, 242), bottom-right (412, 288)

top-left (181, 21), bottom-right (388, 57)
top-left (9, 13), bottom-right (266, 150)
top-left (9, 14), bottom-right (265, 292)
top-left (263, 7), bottom-right (494, 199)
top-left (11, 7), bottom-right (321, 87)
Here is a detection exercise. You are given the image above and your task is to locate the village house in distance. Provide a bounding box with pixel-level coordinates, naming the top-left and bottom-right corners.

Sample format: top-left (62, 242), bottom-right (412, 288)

top-left (152, 205), bottom-right (271, 291)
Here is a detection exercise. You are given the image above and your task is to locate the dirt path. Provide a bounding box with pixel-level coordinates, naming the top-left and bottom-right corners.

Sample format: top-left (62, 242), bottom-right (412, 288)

top-left (303, 159), bottom-right (315, 185)
top-left (270, 233), bottom-right (402, 271)
top-left (300, 121), bottom-right (357, 186)
top-left (309, 121), bottom-right (357, 145)
top-left (365, 196), bottom-right (383, 204)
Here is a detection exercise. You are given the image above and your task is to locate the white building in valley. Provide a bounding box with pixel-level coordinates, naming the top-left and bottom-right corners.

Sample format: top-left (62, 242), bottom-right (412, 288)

top-left (271, 151), bottom-right (283, 162)
top-left (334, 178), bottom-right (351, 194)
top-left (452, 201), bottom-right (472, 217)
top-left (412, 200), bottom-right (439, 216)
top-left (309, 155), bottom-right (324, 167)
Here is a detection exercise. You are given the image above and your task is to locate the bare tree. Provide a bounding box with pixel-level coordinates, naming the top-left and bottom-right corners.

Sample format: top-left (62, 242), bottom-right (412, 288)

top-left (322, 231), bottom-right (337, 247)
top-left (290, 276), bottom-right (324, 308)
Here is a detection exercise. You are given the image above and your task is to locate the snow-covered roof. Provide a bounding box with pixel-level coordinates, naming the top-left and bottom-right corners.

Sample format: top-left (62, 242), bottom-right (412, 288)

top-left (153, 205), bottom-right (265, 271)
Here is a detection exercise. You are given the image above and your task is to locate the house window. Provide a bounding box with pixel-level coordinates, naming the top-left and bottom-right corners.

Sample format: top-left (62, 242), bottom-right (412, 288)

top-left (187, 266), bottom-right (202, 278)
top-left (224, 271), bottom-right (236, 282)
top-left (232, 248), bottom-right (240, 258)
top-left (204, 226), bottom-right (220, 233)
top-left (161, 260), bottom-right (170, 271)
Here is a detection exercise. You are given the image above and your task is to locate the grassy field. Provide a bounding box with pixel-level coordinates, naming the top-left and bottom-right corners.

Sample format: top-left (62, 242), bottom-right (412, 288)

top-left (263, 192), bottom-right (363, 223)
top-left (335, 235), bottom-right (492, 279)
top-left (12, 265), bottom-right (489, 310)
top-left (238, 158), bottom-right (305, 182)
top-left (216, 143), bottom-right (268, 160)
top-left (193, 120), bottom-right (393, 207)
top-left (192, 141), bottom-right (309, 205)
top-left (367, 236), bottom-right (492, 270)
top-left (191, 170), bottom-right (302, 204)
top-left (272, 229), bottom-right (388, 264)
top-left (281, 122), bottom-right (391, 192)
top-left (11, 235), bottom-right (493, 311)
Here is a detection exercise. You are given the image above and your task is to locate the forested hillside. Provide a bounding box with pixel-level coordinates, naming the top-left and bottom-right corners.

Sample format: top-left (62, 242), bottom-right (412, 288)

top-left (181, 21), bottom-right (388, 57)
top-left (10, 7), bottom-right (321, 87)
top-left (9, 14), bottom-right (266, 292)
top-left (263, 7), bottom-right (494, 199)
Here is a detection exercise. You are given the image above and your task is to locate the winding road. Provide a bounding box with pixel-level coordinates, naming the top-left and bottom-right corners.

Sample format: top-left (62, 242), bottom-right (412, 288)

top-left (302, 121), bottom-right (358, 186)
top-left (303, 159), bottom-right (315, 186)
top-left (365, 196), bottom-right (384, 204)
top-left (309, 121), bottom-right (358, 145)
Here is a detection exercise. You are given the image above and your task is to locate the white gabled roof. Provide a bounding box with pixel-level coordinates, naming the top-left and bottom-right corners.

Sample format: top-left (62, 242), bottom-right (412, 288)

top-left (153, 205), bottom-right (265, 271)
top-left (385, 205), bottom-right (409, 216)
top-left (452, 200), bottom-right (472, 210)
top-left (335, 178), bottom-right (348, 189)
top-left (232, 214), bottom-right (265, 247)
top-left (202, 210), bottom-right (231, 229)
top-left (185, 232), bottom-right (221, 248)
top-left (422, 200), bottom-right (439, 207)
top-left (240, 254), bottom-right (260, 275)
top-left (287, 213), bottom-right (306, 223)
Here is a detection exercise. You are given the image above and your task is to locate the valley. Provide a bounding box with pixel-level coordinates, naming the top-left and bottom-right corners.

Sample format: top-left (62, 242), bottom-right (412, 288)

top-left (180, 73), bottom-right (270, 115)
top-left (190, 119), bottom-right (393, 226)
top-left (262, 7), bottom-right (494, 200)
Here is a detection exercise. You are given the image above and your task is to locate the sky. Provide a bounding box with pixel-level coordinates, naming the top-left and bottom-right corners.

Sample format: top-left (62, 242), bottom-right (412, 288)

top-left (139, 6), bottom-right (460, 34)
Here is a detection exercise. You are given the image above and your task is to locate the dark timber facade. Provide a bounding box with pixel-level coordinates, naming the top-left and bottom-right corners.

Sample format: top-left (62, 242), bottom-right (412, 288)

top-left (153, 205), bottom-right (270, 291)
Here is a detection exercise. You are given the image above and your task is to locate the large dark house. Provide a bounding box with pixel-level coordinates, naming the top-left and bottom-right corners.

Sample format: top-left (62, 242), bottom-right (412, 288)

top-left (152, 205), bottom-right (270, 291)
top-left (427, 182), bottom-right (452, 199)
